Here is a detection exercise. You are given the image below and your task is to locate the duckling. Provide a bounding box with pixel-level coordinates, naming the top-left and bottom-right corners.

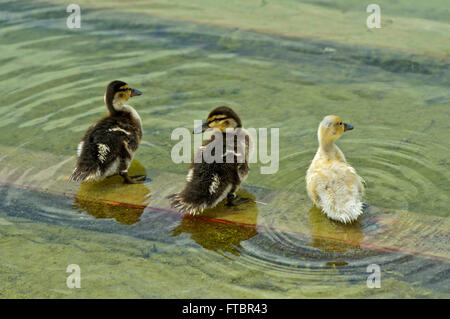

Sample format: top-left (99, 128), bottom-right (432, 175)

top-left (70, 80), bottom-right (146, 184)
top-left (169, 106), bottom-right (251, 215)
top-left (306, 115), bottom-right (364, 223)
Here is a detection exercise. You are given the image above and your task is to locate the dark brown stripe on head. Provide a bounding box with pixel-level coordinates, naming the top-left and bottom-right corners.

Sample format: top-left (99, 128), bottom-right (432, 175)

top-left (207, 106), bottom-right (242, 127)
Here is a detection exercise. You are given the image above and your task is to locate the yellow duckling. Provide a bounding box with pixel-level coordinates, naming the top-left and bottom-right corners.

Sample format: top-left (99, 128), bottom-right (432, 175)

top-left (306, 115), bottom-right (364, 223)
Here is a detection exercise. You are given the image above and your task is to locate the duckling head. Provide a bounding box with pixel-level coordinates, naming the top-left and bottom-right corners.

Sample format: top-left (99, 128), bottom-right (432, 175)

top-left (194, 106), bottom-right (242, 134)
top-left (104, 80), bottom-right (142, 113)
top-left (318, 115), bottom-right (353, 145)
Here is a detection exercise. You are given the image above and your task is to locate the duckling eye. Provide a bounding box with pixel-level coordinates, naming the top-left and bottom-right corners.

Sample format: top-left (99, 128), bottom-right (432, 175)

top-left (338, 122), bottom-right (343, 126)
top-left (209, 117), bottom-right (227, 124)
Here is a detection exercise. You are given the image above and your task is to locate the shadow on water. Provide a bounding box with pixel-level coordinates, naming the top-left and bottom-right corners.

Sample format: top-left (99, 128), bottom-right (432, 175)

top-left (72, 169), bottom-right (260, 260)
top-left (72, 160), bottom-right (151, 225)
top-left (171, 189), bottom-right (259, 258)
top-left (307, 206), bottom-right (364, 253)
top-left (74, 195), bottom-right (146, 225)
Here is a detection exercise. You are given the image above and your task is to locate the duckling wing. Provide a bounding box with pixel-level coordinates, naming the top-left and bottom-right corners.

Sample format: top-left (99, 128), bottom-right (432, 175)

top-left (170, 133), bottom-right (250, 214)
top-left (70, 121), bottom-right (134, 181)
top-left (169, 161), bottom-right (239, 215)
top-left (308, 162), bottom-right (364, 223)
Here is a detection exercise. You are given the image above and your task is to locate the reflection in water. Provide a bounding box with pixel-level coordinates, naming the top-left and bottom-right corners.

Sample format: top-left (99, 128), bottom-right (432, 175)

top-left (172, 189), bottom-right (258, 258)
top-left (307, 206), bottom-right (364, 253)
top-left (74, 197), bottom-right (146, 225)
top-left (172, 217), bottom-right (258, 258)
top-left (73, 160), bottom-right (151, 225)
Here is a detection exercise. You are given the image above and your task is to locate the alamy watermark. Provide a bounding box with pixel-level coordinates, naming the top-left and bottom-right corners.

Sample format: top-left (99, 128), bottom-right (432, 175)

top-left (366, 264), bottom-right (381, 288)
top-left (171, 121), bottom-right (279, 174)
top-left (66, 4), bottom-right (81, 29)
top-left (66, 264), bottom-right (81, 288)
top-left (366, 4), bottom-right (381, 29)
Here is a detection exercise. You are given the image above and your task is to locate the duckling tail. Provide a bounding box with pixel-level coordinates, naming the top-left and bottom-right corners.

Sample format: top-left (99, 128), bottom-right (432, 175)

top-left (69, 165), bottom-right (100, 182)
top-left (168, 193), bottom-right (205, 216)
top-left (319, 186), bottom-right (364, 224)
top-left (322, 199), bottom-right (364, 224)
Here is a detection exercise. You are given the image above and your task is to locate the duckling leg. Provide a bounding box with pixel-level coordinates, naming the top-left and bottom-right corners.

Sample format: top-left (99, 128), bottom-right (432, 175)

top-left (226, 193), bottom-right (237, 205)
top-left (118, 160), bottom-right (146, 184)
top-left (120, 171), bottom-right (146, 184)
top-left (106, 173), bottom-right (147, 182)
top-left (118, 153), bottom-right (147, 183)
top-left (226, 193), bottom-right (251, 206)
top-left (130, 175), bottom-right (149, 182)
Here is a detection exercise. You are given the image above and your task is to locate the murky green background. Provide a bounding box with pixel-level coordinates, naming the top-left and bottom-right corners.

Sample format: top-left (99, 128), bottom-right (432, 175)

top-left (0, 0), bottom-right (449, 298)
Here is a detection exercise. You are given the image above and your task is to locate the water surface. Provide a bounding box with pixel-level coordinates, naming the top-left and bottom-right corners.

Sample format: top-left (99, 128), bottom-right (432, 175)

top-left (0, 0), bottom-right (449, 298)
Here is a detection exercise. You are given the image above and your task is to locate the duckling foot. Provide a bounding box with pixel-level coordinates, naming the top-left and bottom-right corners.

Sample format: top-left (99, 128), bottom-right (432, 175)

top-left (131, 175), bottom-right (151, 182)
top-left (120, 172), bottom-right (147, 184)
top-left (226, 193), bottom-right (251, 206)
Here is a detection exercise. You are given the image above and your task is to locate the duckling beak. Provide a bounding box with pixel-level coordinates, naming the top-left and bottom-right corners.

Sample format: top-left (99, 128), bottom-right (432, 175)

top-left (130, 88), bottom-right (142, 97)
top-left (344, 123), bottom-right (354, 132)
top-left (193, 121), bottom-right (208, 134)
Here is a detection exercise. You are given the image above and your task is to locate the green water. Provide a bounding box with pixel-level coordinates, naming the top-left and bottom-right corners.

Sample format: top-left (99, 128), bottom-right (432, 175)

top-left (0, 0), bottom-right (449, 298)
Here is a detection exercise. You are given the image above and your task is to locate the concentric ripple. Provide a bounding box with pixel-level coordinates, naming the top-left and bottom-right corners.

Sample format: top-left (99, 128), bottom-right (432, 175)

top-left (269, 125), bottom-right (449, 218)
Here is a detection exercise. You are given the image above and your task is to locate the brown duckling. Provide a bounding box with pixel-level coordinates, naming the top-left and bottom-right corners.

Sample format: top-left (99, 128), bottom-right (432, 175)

top-left (169, 106), bottom-right (251, 215)
top-left (70, 80), bottom-right (145, 184)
